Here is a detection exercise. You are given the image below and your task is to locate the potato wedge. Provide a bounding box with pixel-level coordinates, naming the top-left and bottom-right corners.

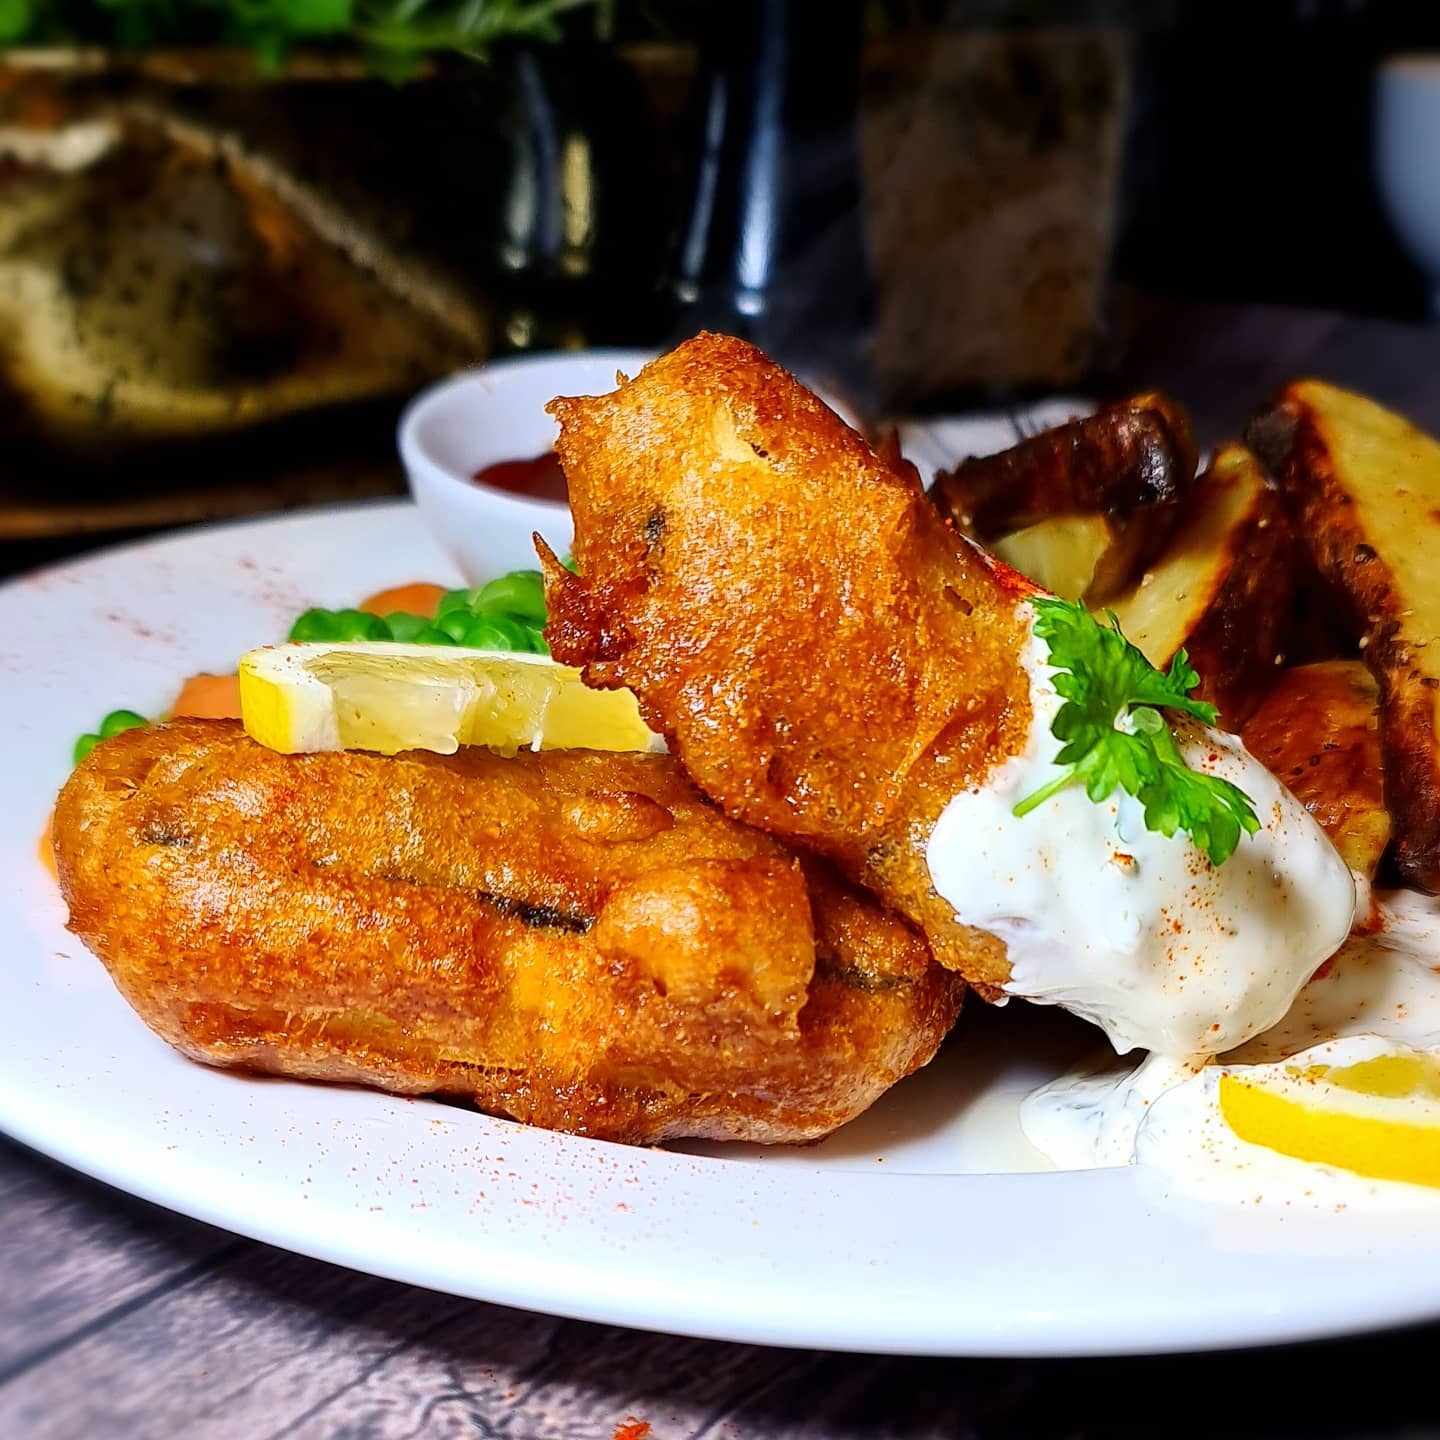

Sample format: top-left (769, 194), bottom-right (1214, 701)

top-left (931, 392), bottom-right (1199, 533)
top-left (988, 514), bottom-right (1116, 599)
top-left (1252, 380), bottom-right (1440, 890)
top-left (1103, 443), bottom-right (1297, 728)
top-left (1241, 661), bottom-right (1390, 880)
top-left (931, 392), bottom-right (1200, 602)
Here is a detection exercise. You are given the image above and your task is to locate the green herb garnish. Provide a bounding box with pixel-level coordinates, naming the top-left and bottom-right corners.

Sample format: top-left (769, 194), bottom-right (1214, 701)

top-left (0, 0), bottom-right (603, 77)
top-left (1013, 597), bottom-right (1260, 867)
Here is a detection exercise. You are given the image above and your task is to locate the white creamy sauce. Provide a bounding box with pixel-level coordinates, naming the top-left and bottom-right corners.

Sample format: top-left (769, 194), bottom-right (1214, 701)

top-left (1020, 894), bottom-right (1440, 1209)
top-left (1020, 1051), bottom-right (1205, 1170)
top-left (925, 615), bottom-right (1357, 1057)
top-left (1136, 1037), bottom-right (1440, 1212)
top-left (920, 600), bottom-right (1440, 1206)
top-left (1231, 889), bottom-right (1440, 1061)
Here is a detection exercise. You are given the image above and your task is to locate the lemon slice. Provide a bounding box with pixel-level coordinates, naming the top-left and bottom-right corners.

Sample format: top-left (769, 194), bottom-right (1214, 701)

top-left (1219, 1048), bottom-right (1440, 1188)
top-left (238, 643), bottom-right (663, 757)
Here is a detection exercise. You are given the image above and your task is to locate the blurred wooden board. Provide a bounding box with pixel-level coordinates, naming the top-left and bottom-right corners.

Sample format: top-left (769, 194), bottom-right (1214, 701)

top-left (0, 458), bottom-right (405, 543)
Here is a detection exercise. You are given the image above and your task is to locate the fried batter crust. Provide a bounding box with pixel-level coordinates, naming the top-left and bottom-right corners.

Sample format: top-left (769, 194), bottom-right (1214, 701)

top-left (543, 334), bottom-right (1034, 992)
top-left (55, 719), bottom-right (962, 1145)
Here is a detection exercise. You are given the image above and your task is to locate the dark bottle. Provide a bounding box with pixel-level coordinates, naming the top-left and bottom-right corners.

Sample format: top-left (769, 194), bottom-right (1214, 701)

top-left (668, 0), bottom-right (873, 399)
top-left (478, 39), bottom-right (672, 353)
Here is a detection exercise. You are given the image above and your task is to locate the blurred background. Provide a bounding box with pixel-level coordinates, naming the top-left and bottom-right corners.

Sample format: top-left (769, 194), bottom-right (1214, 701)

top-left (3, 0), bottom-right (1440, 565)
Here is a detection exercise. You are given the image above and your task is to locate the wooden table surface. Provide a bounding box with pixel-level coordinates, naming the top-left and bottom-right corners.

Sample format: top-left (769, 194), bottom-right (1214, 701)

top-left (8, 303), bottom-right (1440, 1439)
top-left (5, 1131), bottom-right (1440, 1439)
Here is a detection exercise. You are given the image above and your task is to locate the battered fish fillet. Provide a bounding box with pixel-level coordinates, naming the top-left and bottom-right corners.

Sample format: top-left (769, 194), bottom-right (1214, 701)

top-left (542, 333), bottom-right (1036, 995)
top-left (54, 719), bottom-right (961, 1145)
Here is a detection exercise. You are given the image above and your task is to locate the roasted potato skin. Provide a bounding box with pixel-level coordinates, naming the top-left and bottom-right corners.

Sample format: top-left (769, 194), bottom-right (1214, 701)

top-left (930, 392), bottom-right (1199, 535)
top-left (1184, 482), bottom-right (1298, 729)
top-left (1102, 444), bottom-right (1299, 729)
top-left (930, 393), bottom-right (1200, 605)
top-left (1253, 381), bottom-right (1440, 891)
top-left (1241, 661), bottom-right (1390, 880)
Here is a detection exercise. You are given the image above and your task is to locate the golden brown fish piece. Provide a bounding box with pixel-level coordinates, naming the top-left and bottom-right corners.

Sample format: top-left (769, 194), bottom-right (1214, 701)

top-left (542, 332), bottom-right (1038, 995)
top-left (54, 719), bottom-right (961, 1146)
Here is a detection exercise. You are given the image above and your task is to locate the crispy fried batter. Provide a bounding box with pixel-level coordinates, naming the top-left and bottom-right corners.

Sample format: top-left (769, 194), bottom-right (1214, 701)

top-left (542, 333), bottom-right (1035, 994)
top-left (54, 719), bottom-right (962, 1145)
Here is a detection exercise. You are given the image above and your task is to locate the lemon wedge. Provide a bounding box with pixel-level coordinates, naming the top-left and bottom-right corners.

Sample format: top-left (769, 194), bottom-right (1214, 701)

top-left (238, 643), bottom-right (663, 757)
top-left (1219, 1048), bottom-right (1440, 1188)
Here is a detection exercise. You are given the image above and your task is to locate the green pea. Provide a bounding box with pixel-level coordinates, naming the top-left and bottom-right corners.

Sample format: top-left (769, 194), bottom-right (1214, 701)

top-left (437, 610), bottom-right (474, 643)
top-left (290, 607), bottom-right (333, 642)
top-left (73, 733), bottom-right (100, 765)
top-left (475, 570), bottom-right (547, 623)
top-left (435, 588), bottom-right (482, 618)
top-left (383, 611), bottom-right (433, 644)
top-left (289, 608), bottom-right (390, 643)
top-left (99, 709), bottom-right (148, 739)
top-left (289, 608), bottom-right (340, 642)
top-left (461, 615), bottom-right (531, 652)
top-left (340, 609), bottom-right (391, 641)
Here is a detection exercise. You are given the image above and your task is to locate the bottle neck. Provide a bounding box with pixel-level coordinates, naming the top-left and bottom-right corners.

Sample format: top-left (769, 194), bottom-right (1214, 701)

top-left (669, 0), bottom-right (873, 392)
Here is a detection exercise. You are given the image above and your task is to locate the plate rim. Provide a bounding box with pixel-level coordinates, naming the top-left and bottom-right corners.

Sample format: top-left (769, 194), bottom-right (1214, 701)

top-left (7, 499), bottom-right (1440, 1359)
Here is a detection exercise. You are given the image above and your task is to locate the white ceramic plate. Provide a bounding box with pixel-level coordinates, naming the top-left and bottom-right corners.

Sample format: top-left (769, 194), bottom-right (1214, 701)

top-left (7, 500), bottom-right (1440, 1358)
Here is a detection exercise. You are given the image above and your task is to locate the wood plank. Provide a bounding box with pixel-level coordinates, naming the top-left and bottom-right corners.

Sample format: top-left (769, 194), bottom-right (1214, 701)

top-left (0, 1241), bottom-right (476, 1439)
top-left (9, 1130), bottom-right (1440, 1438)
top-left (270, 1311), bottom-right (815, 1440)
top-left (0, 1140), bottom-right (244, 1379)
top-left (0, 1213), bottom-right (993, 1440)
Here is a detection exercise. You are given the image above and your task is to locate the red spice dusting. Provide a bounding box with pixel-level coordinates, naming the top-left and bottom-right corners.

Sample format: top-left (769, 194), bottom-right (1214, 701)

top-left (614, 1422), bottom-right (651, 1440)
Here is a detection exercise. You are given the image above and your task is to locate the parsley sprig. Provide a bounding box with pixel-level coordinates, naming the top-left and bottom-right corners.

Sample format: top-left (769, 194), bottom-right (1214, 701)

top-left (1013, 598), bottom-right (1260, 867)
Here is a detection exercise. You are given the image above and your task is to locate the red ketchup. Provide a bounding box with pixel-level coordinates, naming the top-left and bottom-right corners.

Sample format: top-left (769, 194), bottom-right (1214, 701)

top-left (472, 451), bottom-right (568, 504)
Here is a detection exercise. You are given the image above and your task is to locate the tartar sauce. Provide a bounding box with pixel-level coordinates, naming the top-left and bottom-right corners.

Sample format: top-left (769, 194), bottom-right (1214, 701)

top-left (1016, 893), bottom-right (1440, 1208)
top-left (925, 610), bottom-right (1357, 1057)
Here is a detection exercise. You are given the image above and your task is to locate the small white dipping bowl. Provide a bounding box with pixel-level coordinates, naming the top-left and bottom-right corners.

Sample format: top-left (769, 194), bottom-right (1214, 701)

top-left (400, 349), bottom-right (657, 582)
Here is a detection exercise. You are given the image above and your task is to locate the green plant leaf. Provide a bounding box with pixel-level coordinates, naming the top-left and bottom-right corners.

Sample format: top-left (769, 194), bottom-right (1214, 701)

top-left (286, 0), bottom-right (354, 36)
top-left (0, 0), bottom-right (34, 39)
